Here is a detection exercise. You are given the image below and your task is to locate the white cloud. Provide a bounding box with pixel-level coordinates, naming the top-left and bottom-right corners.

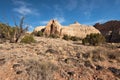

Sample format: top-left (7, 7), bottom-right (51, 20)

top-left (14, 6), bottom-right (32, 15)
top-left (12, 0), bottom-right (39, 16)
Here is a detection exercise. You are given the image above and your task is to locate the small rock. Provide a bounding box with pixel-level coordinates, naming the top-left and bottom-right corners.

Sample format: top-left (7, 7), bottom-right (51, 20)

top-left (0, 58), bottom-right (6, 66)
top-left (108, 67), bottom-right (120, 77)
top-left (96, 65), bottom-right (104, 70)
top-left (46, 48), bottom-right (58, 54)
top-left (16, 71), bottom-right (23, 74)
top-left (67, 71), bottom-right (75, 76)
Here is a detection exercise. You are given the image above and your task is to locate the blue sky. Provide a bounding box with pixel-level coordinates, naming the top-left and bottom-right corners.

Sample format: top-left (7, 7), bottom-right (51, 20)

top-left (0, 0), bottom-right (120, 31)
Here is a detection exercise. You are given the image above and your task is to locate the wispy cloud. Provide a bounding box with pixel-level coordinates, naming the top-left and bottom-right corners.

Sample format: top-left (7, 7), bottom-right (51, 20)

top-left (66, 0), bottom-right (78, 11)
top-left (78, 0), bottom-right (103, 19)
top-left (12, 0), bottom-right (39, 16)
top-left (54, 5), bottom-right (63, 17)
top-left (115, 0), bottom-right (120, 5)
top-left (40, 20), bottom-right (49, 25)
top-left (54, 17), bottom-right (65, 23)
top-left (40, 17), bottom-right (65, 25)
top-left (84, 19), bottom-right (111, 25)
top-left (53, 5), bottom-right (65, 24)
top-left (14, 6), bottom-right (32, 15)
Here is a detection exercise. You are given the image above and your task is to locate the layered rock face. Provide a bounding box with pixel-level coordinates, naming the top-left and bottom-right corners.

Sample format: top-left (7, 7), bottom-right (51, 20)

top-left (94, 20), bottom-right (120, 42)
top-left (109, 29), bottom-right (120, 42)
top-left (43, 20), bottom-right (62, 36)
top-left (34, 20), bottom-right (100, 38)
top-left (61, 22), bottom-right (100, 38)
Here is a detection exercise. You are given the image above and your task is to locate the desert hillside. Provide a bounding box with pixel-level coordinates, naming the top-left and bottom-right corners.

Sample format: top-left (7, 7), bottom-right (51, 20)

top-left (0, 37), bottom-right (120, 80)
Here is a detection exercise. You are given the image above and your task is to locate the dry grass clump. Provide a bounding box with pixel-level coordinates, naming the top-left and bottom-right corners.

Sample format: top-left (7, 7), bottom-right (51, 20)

top-left (23, 59), bottom-right (58, 80)
top-left (85, 48), bottom-right (119, 62)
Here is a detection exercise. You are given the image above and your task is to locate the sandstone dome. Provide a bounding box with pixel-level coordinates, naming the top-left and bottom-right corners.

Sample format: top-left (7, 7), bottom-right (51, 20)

top-left (34, 26), bottom-right (45, 32)
top-left (34, 20), bottom-right (101, 38)
top-left (61, 22), bottom-right (100, 38)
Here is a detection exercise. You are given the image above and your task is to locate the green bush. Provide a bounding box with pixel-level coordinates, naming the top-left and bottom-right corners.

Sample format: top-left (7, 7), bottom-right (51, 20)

top-left (20, 35), bottom-right (36, 44)
top-left (70, 36), bottom-right (81, 41)
top-left (62, 35), bottom-right (70, 40)
top-left (49, 34), bottom-right (59, 38)
top-left (82, 33), bottom-right (106, 46)
top-left (0, 17), bottom-right (28, 43)
top-left (33, 31), bottom-right (43, 37)
top-left (62, 35), bottom-right (81, 41)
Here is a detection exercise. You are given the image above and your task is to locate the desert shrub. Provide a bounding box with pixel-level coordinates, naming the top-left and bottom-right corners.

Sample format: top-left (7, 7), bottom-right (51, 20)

top-left (82, 33), bottom-right (106, 46)
top-left (20, 35), bottom-right (36, 44)
top-left (37, 31), bottom-right (43, 36)
top-left (62, 34), bottom-right (70, 40)
top-left (49, 34), bottom-right (59, 38)
top-left (33, 31), bottom-right (43, 37)
top-left (70, 36), bottom-right (81, 41)
top-left (0, 23), bottom-right (12, 40)
top-left (0, 17), bottom-right (28, 43)
top-left (91, 49), bottom-right (105, 62)
top-left (63, 35), bottom-right (81, 41)
top-left (32, 31), bottom-right (37, 36)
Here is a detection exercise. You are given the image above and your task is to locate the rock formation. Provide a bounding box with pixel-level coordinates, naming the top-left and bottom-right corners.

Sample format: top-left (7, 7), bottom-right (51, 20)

top-left (61, 22), bottom-right (100, 38)
top-left (43, 20), bottom-right (62, 36)
top-left (94, 20), bottom-right (120, 42)
top-left (110, 28), bottom-right (120, 42)
top-left (34, 26), bottom-right (45, 32)
top-left (34, 20), bottom-right (100, 38)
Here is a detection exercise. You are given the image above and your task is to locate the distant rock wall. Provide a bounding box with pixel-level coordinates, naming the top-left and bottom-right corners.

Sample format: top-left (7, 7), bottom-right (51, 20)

top-left (34, 20), bottom-right (100, 38)
top-left (94, 20), bottom-right (120, 42)
top-left (61, 22), bottom-right (100, 38)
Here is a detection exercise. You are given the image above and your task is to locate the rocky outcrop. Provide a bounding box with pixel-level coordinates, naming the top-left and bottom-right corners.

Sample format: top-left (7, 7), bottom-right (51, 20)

top-left (94, 20), bottom-right (120, 42)
top-left (43, 20), bottom-right (62, 36)
top-left (34, 26), bottom-right (45, 32)
top-left (61, 22), bottom-right (100, 38)
top-left (110, 29), bottom-right (120, 42)
top-left (34, 20), bottom-right (100, 38)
